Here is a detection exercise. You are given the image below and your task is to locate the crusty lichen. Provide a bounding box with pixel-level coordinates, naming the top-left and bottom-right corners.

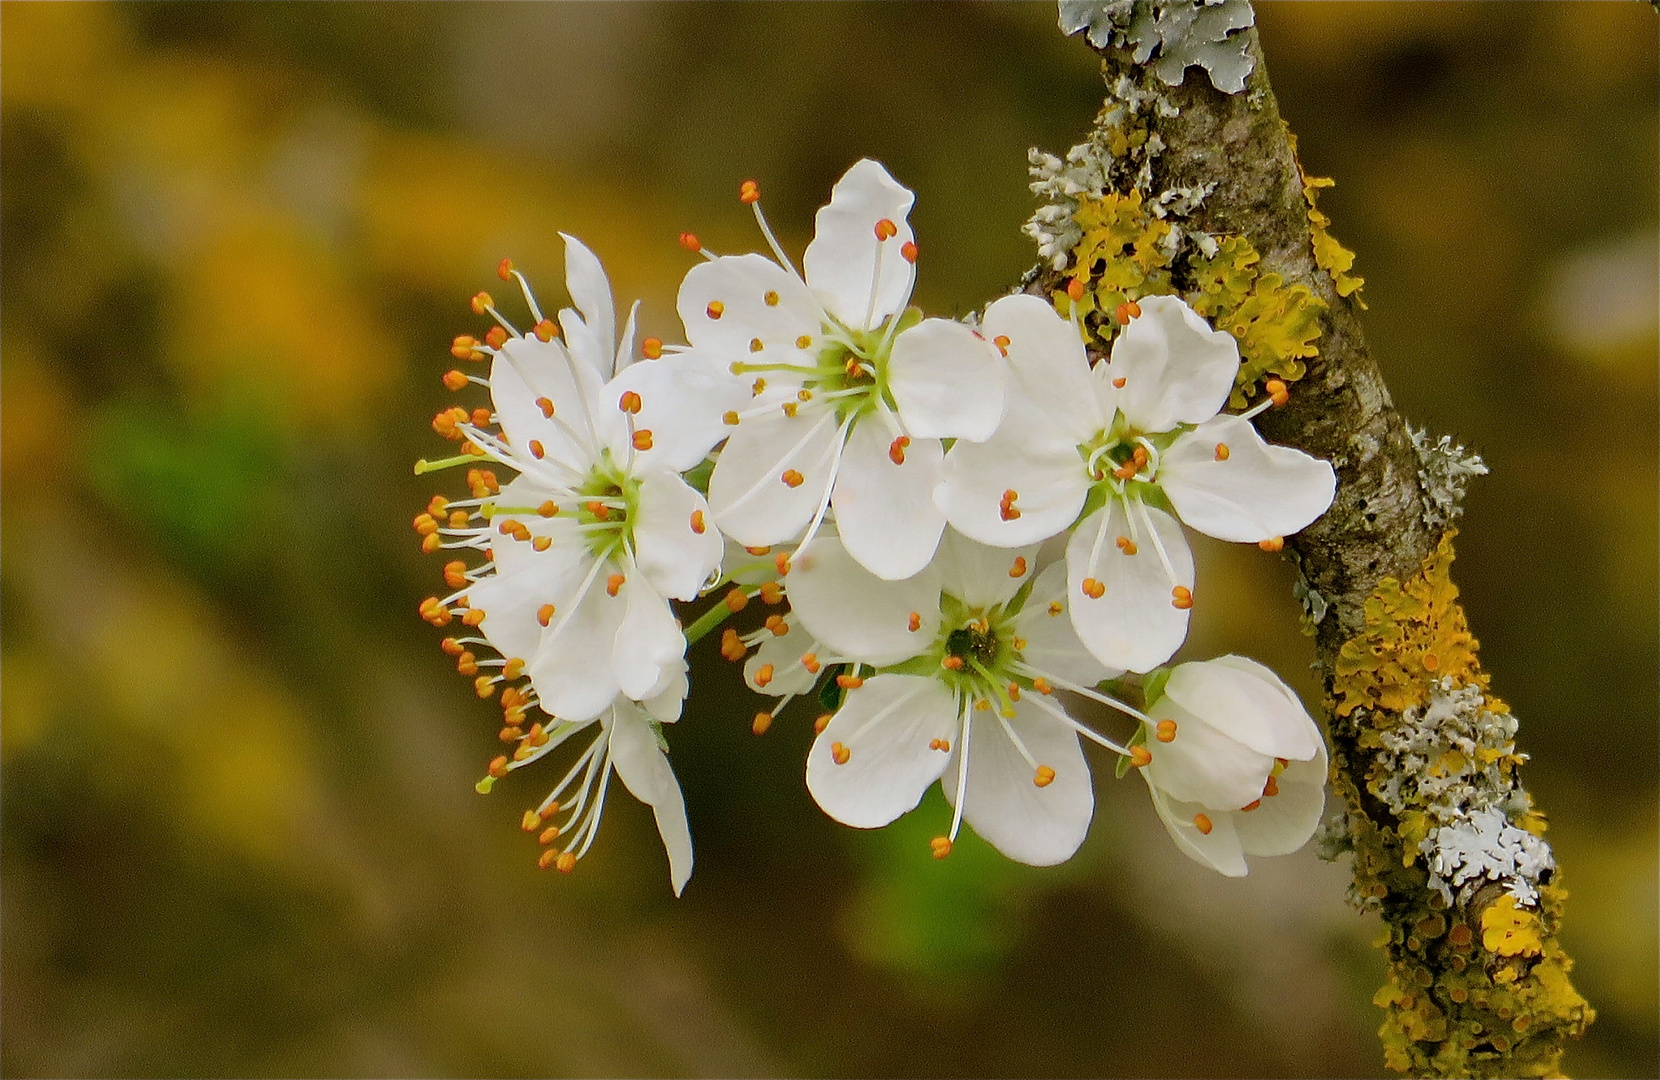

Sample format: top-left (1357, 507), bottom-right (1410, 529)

top-left (1412, 427), bottom-right (1488, 532)
top-left (1058, 0), bottom-right (1257, 95)
top-left (1328, 535), bottom-right (1592, 1077)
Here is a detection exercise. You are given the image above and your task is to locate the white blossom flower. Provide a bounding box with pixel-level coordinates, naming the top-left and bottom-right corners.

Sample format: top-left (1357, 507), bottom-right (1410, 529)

top-left (684, 160), bottom-right (1006, 581)
top-left (784, 528), bottom-right (1148, 866)
top-left (937, 292), bottom-right (1336, 671)
top-left (420, 235), bottom-right (722, 724)
top-left (1136, 655), bottom-right (1327, 877)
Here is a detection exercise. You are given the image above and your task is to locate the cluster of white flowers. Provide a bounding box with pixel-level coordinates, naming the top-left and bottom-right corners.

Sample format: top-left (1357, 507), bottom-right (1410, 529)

top-left (415, 161), bottom-right (1338, 893)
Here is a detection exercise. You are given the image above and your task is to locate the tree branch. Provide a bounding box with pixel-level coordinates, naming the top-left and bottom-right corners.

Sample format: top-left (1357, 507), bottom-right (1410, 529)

top-left (1033, 10), bottom-right (1593, 1076)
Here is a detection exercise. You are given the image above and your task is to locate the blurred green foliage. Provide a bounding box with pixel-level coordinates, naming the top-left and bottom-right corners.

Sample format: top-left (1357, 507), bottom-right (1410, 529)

top-left (2, 3), bottom-right (1654, 1077)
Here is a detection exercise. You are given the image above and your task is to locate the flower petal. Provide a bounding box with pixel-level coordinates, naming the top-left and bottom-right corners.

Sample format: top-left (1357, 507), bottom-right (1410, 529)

top-left (490, 336), bottom-right (605, 474)
top-left (1142, 776), bottom-right (1248, 877)
top-left (707, 399), bottom-right (842, 547)
top-left (529, 571), bottom-right (624, 722)
top-left (1234, 740), bottom-right (1327, 858)
top-left (632, 467), bottom-right (723, 601)
top-left (677, 253), bottom-right (820, 359)
top-left (803, 159), bottom-right (916, 331)
top-left (1159, 415), bottom-right (1336, 542)
top-left (831, 419), bottom-right (946, 581)
top-left (934, 528), bottom-right (1039, 611)
top-left (559, 233), bottom-right (616, 369)
top-left (935, 391), bottom-right (1091, 548)
top-left (642, 660), bottom-right (688, 723)
top-left (1065, 501), bottom-right (1194, 673)
top-left (982, 293), bottom-right (1102, 443)
top-left (1161, 655), bottom-right (1322, 762)
top-left (786, 532), bottom-right (941, 666)
top-left (1013, 562), bottom-right (1122, 686)
top-left (942, 699), bottom-right (1093, 866)
top-left (744, 616), bottom-right (820, 697)
top-left (608, 352), bottom-right (751, 472)
top-left (1143, 704), bottom-right (1276, 810)
top-left (806, 675), bottom-right (956, 829)
top-left (1106, 294), bottom-right (1237, 433)
top-left (886, 319), bottom-right (1004, 442)
top-left (607, 703), bottom-right (694, 896)
top-left (612, 570), bottom-right (686, 701)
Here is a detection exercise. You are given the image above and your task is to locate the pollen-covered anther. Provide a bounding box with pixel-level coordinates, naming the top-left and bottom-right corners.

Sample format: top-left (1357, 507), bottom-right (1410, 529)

top-left (585, 500), bottom-right (609, 520)
top-left (495, 258), bottom-right (515, 282)
top-left (536, 501), bottom-right (558, 518)
top-left (739, 179), bottom-right (760, 204)
top-left (1007, 683), bottom-right (1022, 702)
top-left (537, 603), bottom-right (556, 627)
top-left (1034, 765), bottom-right (1056, 788)
top-left (443, 560), bottom-right (468, 588)
top-left (688, 509), bottom-right (706, 535)
top-left (1114, 300), bottom-right (1142, 323)
top-left (462, 608), bottom-right (487, 627)
top-left (1066, 278), bottom-right (1086, 302)
top-left (1214, 442), bottom-right (1231, 461)
top-left (764, 614), bottom-right (789, 637)
top-left (1193, 813), bottom-right (1214, 835)
top-left (1009, 556), bottom-right (1027, 578)
top-left (900, 240), bottom-right (918, 263)
top-left (723, 410), bottom-right (740, 426)
top-left (538, 824), bottom-right (561, 845)
top-left (1113, 460), bottom-right (1138, 480)
top-left (1265, 378), bottom-right (1290, 407)
top-left (1081, 578), bottom-right (1106, 600)
top-left (1155, 719), bottom-right (1178, 743)
top-left (532, 319), bottom-right (558, 342)
top-left (450, 335), bottom-right (483, 361)
top-left (836, 673), bottom-right (864, 689)
top-left (679, 232), bottom-right (702, 253)
top-left (440, 637), bottom-right (464, 656)
top-left (641, 337), bottom-right (663, 360)
top-left (928, 738), bottom-right (949, 752)
top-left (1112, 376), bottom-right (1127, 389)
top-left (488, 755), bottom-right (510, 778)
top-left (874, 218), bottom-right (898, 241)
top-left (470, 407), bottom-right (492, 428)
top-left (753, 378), bottom-right (767, 395)
top-left (830, 742), bottom-right (851, 765)
top-left (1046, 601), bottom-right (1063, 617)
top-left (456, 651), bottom-right (478, 676)
top-left (782, 402), bottom-right (798, 418)
top-left (940, 656), bottom-right (964, 671)
top-left (801, 653), bottom-right (821, 674)
top-left (413, 512), bottom-right (439, 536)
top-left (975, 698), bottom-right (992, 711)
top-left (888, 436), bottom-right (910, 465)
top-left (749, 338), bottom-right (764, 353)
top-left (999, 489), bottom-right (1021, 521)
top-left (520, 809), bottom-right (541, 833)
top-left (536, 396), bottom-right (555, 419)
top-left (752, 711), bottom-right (773, 735)
top-left (706, 300), bottom-right (725, 320)
top-left (929, 836), bottom-right (952, 860)
top-left (814, 714), bottom-right (832, 734)
top-left (759, 581), bottom-right (784, 605)
top-left (499, 726), bottom-right (522, 743)
top-left (632, 429), bottom-right (654, 451)
top-left (907, 611), bottom-right (922, 632)
top-left (442, 369), bottom-right (469, 392)
top-left (720, 627), bottom-right (747, 662)
top-left (449, 509), bottom-right (471, 527)
top-left (1171, 586), bottom-right (1193, 610)
top-left (484, 326), bottom-right (509, 350)
top-left (529, 439), bottom-right (545, 459)
top-left (503, 658), bottom-right (525, 680)
top-left (1258, 536), bottom-right (1284, 552)
top-left (471, 291), bottom-right (494, 315)
top-left (555, 852), bottom-right (577, 874)
top-left (763, 290), bottom-right (779, 306)
top-left (1240, 799), bottom-right (1262, 812)
top-left (773, 552), bottom-right (791, 576)
top-left (1263, 775), bottom-right (1280, 798)
top-left (1032, 677), bottom-right (1053, 695)
top-left (1129, 745), bottom-right (1152, 767)
top-left (619, 390), bottom-right (642, 414)
top-left (1115, 535), bottom-right (1138, 556)
top-left (754, 664), bottom-right (775, 688)
top-left (605, 573), bottom-right (625, 597)
top-left (475, 675), bottom-right (496, 698)
top-left (992, 334), bottom-right (1010, 357)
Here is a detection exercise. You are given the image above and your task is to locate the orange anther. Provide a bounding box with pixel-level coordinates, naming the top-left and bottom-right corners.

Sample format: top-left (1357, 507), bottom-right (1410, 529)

top-left (1113, 376), bottom-right (1127, 389)
top-left (1032, 677), bottom-right (1053, 695)
top-left (765, 614), bottom-right (789, 637)
top-left (1265, 378), bottom-right (1289, 406)
top-left (739, 179), bottom-right (760, 204)
top-left (991, 334), bottom-right (1011, 358)
top-left (421, 533), bottom-right (442, 554)
top-left (679, 232), bottom-right (702, 253)
top-left (746, 545), bottom-right (772, 556)
top-left (535, 396), bottom-right (555, 419)
top-left (413, 512), bottom-right (438, 535)
top-left (930, 836), bottom-right (952, 859)
top-left (475, 675), bottom-right (496, 698)
top-left (1000, 504), bottom-right (1021, 521)
top-left (471, 407), bottom-right (493, 427)
top-left (759, 581), bottom-right (784, 605)
top-left (1258, 536), bottom-right (1284, 552)
top-left (836, 674), bottom-right (864, 690)
top-left (780, 469), bottom-right (804, 488)
top-left (754, 664), bottom-right (775, 688)
top-left (763, 290), bottom-right (779, 306)
top-left (619, 390), bottom-right (642, 414)
top-left (443, 560), bottom-right (468, 589)
top-left (1263, 775), bottom-right (1280, 798)
top-left (900, 240), bottom-right (918, 263)
top-left (1129, 745), bottom-right (1152, 768)
top-left (451, 334), bottom-right (481, 360)
top-left (720, 627), bottom-right (747, 662)
top-left (928, 738), bottom-right (947, 751)
top-left (462, 608), bottom-right (487, 627)
top-left (1155, 718), bottom-right (1178, 743)
top-left (773, 552), bottom-right (791, 576)
top-left (641, 338), bottom-right (663, 360)
top-left (539, 825), bottom-right (561, 845)
top-left (1009, 556), bottom-right (1027, 578)
top-left (781, 401), bottom-right (798, 418)
top-left (1240, 799), bottom-right (1262, 812)
top-left (471, 291), bottom-right (494, 315)
top-left (941, 656), bottom-right (964, 671)
top-left (537, 849), bottom-right (559, 870)
top-left (723, 587), bottom-right (748, 613)
top-left (585, 500), bottom-right (609, 520)
top-left (706, 300), bottom-right (725, 320)
top-left (1131, 446), bottom-right (1148, 467)
top-left (689, 509), bottom-right (706, 535)
top-left (632, 429), bottom-right (654, 451)
top-left (1067, 278), bottom-right (1086, 302)
top-left (440, 637), bottom-right (464, 656)
top-left (830, 741), bottom-right (851, 765)
top-left (499, 726), bottom-right (522, 742)
top-left (488, 755), bottom-right (510, 779)
top-left (908, 611), bottom-right (922, 632)
top-left (1082, 578), bottom-right (1106, 600)
top-left (1034, 765), bottom-right (1056, 788)
top-left (1115, 536), bottom-right (1138, 556)
top-left (555, 852), bottom-right (576, 873)
top-left (723, 410), bottom-right (741, 426)
top-left (456, 651), bottom-right (479, 676)
top-left (1214, 442), bottom-right (1231, 462)
top-left (484, 326), bottom-right (508, 349)
top-left (752, 711), bottom-right (773, 735)
top-left (874, 218), bottom-right (898, 241)
top-left (801, 653), bottom-right (821, 674)
top-left (537, 603), bottom-right (556, 627)
top-left (528, 439), bottom-right (545, 459)
top-left (888, 435), bottom-right (910, 465)
top-left (1171, 585), bottom-right (1193, 610)
top-left (1193, 813), bottom-right (1214, 835)
top-left (606, 573), bottom-right (625, 597)
top-left (442, 369), bottom-right (469, 392)
top-left (520, 809), bottom-right (541, 832)
top-left (503, 658), bottom-right (525, 680)
top-left (532, 319), bottom-right (558, 341)
top-left (446, 509), bottom-right (468, 528)
top-left (495, 258), bottom-right (515, 282)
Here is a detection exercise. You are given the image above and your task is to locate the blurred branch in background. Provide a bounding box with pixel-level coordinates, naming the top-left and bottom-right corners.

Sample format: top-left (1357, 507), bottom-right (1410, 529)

top-left (1, 3), bottom-right (1654, 1078)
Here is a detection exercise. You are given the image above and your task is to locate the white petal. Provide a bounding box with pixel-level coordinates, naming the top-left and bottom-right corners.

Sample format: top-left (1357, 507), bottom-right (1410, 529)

top-left (612, 571), bottom-right (686, 701)
top-left (490, 336), bottom-right (604, 474)
top-left (1065, 501), bottom-right (1194, 673)
top-left (608, 352), bottom-right (751, 472)
top-left (934, 528), bottom-right (1040, 611)
top-left (642, 660), bottom-right (688, 723)
top-left (1234, 740), bottom-right (1328, 858)
top-left (707, 399), bottom-right (842, 547)
top-left (530, 573), bottom-right (624, 722)
top-left (607, 704), bottom-right (694, 896)
top-left (744, 617), bottom-right (821, 697)
top-left (1162, 655), bottom-right (1322, 762)
top-left (886, 319), bottom-right (1005, 442)
top-left (803, 159), bottom-right (916, 331)
top-left (805, 675), bottom-right (956, 829)
top-left (786, 533), bottom-right (941, 666)
top-left (1013, 562), bottom-right (1122, 686)
top-left (1159, 415), bottom-right (1337, 542)
top-left (831, 420), bottom-right (946, 581)
top-left (981, 293), bottom-right (1102, 444)
top-left (1143, 776), bottom-right (1248, 877)
top-left (559, 233), bottom-right (616, 366)
top-left (1106, 294), bottom-right (1237, 433)
top-left (632, 468), bottom-right (723, 601)
top-left (1142, 705), bottom-right (1276, 810)
top-left (677, 253), bottom-right (820, 359)
top-left (935, 392), bottom-right (1091, 548)
top-left (941, 699), bottom-right (1093, 866)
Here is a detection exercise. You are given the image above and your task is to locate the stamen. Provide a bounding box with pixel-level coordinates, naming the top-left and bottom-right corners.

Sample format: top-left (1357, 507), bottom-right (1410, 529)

top-left (1081, 578), bottom-right (1105, 599)
top-left (754, 664), bottom-right (774, 688)
top-left (874, 218), bottom-right (898, 241)
top-left (1130, 745), bottom-right (1153, 767)
top-left (690, 509), bottom-right (706, 534)
top-left (830, 741), bottom-right (851, 765)
top-left (908, 612), bottom-right (922, 632)
top-left (537, 604), bottom-right (556, 627)
top-left (606, 573), bottom-right (625, 597)
top-left (764, 291), bottom-right (779, 306)
top-left (814, 714), bottom-right (832, 734)
top-left (992, 334), bottom-right (1010, 357)
top-left (888, 435), bottom-right (910, 465)
top-left (471, 291), bottom-right (494, 316)
top-left (1034, 765), bottom-right (1056, 788)
top-left (1115, 535), bottom-right (1138, 556)
top-left (1259, 536), bottom-right (1285, 552)
top-left (1031, 677), bottom-right (1053, 695)
top-left (1214, 442), bottom-right (1230, 461)
top-left (740, 179), bottom-right (760, 204)
top-left (1155, 718), bottom-right (1178, 742)
top-left (1009, 556), bottom-right (1027, 578)
top-left (1113, 376), bottom-right (1127, 389)
top-left (619, 390), bottom-right (642, 413)
top-left (1265, 379), bottom-right (1290, 407)
top-left (706, 300), bottom-right (725, 320)
top-left (536, 397), bottom-right (555, 418)
top-left (835, 673), bottom-right (864, 689)
top-left (1066, 278), bottom-right (1086, 302)
top-left (532, 319), bottom-right (558, 342)
top-left (900, 241), bottom-right (917, 264)
top-left (764, 614), bottom-right (788, 636)
top-left (781, 469), bottom-right (804, 488)
top-left (1193, 814), bottom-right (1214, 835)
top-left (1114, 300), bottom-right (1142, 323)
top-left (801, 652), bottom-right (821, 674)
top-left (720, 627), bottom-right (747, 661)
top-left (759, 581), bottom-right (784, 604)
top-left (451, 335), bottom-right (484, 361)
top-left (441, 369), bottom-right (470, 391)
top-left (930, 836), bottom-right (952, 859)
top-left (752, 711), bottom-right (773, 735)
top-left (632, 429), bottom-right (653, 451)
top-left (1263, 775), bottom-right (1280, 798)
top-left (1171, 585), bottom-right (1193, 610)
top-left (941, 656), bottom-right (964, 671)
top-left (484, 326), bottom-right (509, 349)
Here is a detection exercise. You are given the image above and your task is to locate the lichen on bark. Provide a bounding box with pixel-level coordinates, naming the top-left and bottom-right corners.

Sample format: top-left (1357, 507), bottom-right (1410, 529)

top-left (1032, 9), bottom-right (1593, 1076)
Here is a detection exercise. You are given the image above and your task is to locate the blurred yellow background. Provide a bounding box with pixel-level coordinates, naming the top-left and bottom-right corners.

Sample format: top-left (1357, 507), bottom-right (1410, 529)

top-left (2, 3), bottom-right (1654, 1076)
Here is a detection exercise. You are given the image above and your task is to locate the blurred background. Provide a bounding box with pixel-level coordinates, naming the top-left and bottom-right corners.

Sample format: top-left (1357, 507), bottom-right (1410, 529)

top-left (2, 3), bottom-right (1654, 1076)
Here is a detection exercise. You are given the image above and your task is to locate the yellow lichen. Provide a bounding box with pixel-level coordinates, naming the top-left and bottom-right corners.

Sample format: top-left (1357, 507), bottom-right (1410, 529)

top-left (1482, 895), bottom-right (1545, 958)
top-left (1289, 131), bottom-right (1367, 305)
top-left (1187, 235), bottom-right (1327, 407)
top-left (1051, 189), bottom-right (1173, 333)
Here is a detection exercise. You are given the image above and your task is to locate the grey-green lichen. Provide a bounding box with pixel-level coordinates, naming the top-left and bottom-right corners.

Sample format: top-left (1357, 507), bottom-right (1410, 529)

top-left (1058, 0), bottom-right (1256, 94)
top-left (1412, 427), bottom-right (1488, 533)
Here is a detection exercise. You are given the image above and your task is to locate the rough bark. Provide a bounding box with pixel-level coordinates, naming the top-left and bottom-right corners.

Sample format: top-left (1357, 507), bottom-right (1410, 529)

top-left (1033, 21), bottom-right (1592, 1078)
